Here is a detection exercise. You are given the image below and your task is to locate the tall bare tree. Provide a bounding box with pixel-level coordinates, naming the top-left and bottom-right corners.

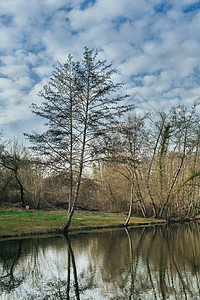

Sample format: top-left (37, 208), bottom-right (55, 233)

top-left (25, 48), bottom-right (134, 234)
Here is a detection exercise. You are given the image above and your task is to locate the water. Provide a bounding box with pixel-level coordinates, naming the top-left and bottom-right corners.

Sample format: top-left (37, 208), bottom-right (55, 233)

top-left (0, 223), bottom-right (200, 299)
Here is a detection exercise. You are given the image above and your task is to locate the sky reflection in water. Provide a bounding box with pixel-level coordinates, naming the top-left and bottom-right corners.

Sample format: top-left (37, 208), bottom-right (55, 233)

top-left (0, 223), bottom-right (200, 299)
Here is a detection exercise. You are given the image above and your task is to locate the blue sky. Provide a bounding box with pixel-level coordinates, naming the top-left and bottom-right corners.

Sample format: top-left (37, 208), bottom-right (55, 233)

top-left (0, 0), bottom-right (200, 141)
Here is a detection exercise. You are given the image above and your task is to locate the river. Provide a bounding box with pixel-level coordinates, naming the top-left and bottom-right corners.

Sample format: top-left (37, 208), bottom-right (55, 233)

top-left (0, 223), bottom-right (200, 299)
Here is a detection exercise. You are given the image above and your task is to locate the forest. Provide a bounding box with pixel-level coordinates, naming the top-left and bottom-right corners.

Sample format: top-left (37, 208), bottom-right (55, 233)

top-left (1, 48), bottom-right (200, 227)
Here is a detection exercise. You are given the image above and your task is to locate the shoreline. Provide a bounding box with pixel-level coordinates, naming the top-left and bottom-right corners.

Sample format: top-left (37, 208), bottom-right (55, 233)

top-left (0, 221), bottom-right (168, 240)
top-left (0, 208), bottom-right (199, 240)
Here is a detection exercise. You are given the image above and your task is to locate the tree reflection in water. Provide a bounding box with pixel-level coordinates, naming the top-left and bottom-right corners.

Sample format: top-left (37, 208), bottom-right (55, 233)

top-left (65, 234), bottom-right (80, 300)
top-left (0, 239), bottom-right (24, 293)
top-left (124, 224), bottom-right (200, 300)
top-left (1, 224), bottom-right (200, 299)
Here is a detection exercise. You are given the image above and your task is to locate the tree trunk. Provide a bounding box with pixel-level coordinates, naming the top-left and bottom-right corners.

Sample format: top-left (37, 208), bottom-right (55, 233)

top-left (69, 77), bottom-right (73, 213)
top-left (61, 205), bottom-right (75, 235)
top-left (124, 182), bottom-right (134, 226)
top-left (61, 150), bottom-right (85, 234)
top-left (61, 68), bottom-right (90, 234)
top-left (15, 173), bottom-right (25, 208)
top-left (134, 169), bottom-right (147, 217)
top-left (158, 130), bottom-right (187, 219)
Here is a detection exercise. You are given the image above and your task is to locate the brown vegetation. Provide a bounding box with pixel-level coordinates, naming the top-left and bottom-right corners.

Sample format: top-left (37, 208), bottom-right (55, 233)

top-left (1, 100), bottom-right (200, 223)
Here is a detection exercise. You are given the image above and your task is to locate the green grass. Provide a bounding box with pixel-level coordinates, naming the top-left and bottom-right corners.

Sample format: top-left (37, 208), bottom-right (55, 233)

top-left (0, 208), bottom-right (167, 238)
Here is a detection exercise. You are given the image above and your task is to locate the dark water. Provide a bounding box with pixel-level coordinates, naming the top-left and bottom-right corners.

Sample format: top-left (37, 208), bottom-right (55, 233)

top-left (1, 223), bottom-right (200, 299)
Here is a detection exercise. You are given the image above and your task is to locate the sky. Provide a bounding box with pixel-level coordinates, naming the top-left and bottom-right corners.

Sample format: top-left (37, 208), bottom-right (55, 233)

top-left (0, 0), bottom-right (200, 142)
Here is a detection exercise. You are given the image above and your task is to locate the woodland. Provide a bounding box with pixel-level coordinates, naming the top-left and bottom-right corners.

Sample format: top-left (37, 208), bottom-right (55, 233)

top-left (1, 48), bottom-right (200, 231)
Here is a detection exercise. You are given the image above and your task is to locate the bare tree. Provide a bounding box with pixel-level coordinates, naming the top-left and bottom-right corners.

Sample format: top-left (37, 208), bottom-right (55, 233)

top-left (118, 114), bottom-right (149, 224)
top-left (25, 47), bottom-right (134, 234)
top-left (145, 100), bottom-right (200, 218)
top-left (0, 140), bottom-right (29, 208)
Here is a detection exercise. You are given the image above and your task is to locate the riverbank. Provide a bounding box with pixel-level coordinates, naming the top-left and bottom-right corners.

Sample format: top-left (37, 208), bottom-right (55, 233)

top-left (0, 208), bottom-right (173, 239)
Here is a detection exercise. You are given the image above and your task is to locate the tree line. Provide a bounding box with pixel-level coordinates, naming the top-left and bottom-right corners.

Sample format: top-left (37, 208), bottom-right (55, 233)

top-left (1, 48), bottom-right (200, 232)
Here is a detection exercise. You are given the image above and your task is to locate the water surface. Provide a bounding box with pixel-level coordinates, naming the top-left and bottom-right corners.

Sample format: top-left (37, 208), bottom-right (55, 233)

top-left (0, 223), bottom-right (200, 299)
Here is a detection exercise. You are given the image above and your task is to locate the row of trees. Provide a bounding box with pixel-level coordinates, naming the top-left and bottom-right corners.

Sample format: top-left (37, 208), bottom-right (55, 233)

top-left (100, 101), bottom-right (200, 221)
top-left (1, 100), bottom-right (200, 218)
top-left (1, 48), bottom-right (200, 232)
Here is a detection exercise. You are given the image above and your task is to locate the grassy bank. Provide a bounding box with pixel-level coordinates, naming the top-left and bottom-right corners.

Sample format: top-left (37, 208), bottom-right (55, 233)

top-left (0, 208), bottom-right (167, 238)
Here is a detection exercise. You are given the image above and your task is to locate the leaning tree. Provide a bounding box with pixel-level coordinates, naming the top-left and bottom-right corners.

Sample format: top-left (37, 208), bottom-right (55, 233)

top-left (25, 48), bottom-right (134, 234)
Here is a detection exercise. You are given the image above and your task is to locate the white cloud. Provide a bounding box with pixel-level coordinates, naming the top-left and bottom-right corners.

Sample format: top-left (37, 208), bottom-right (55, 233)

top-left (33, 66), bottom-right (54, 78)
top-left (0, 64), bottom-right (30, 79)
top-left (0, 0), bottom-right (200, 142)
top-left (0, 26), bottom-right (22, 50)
